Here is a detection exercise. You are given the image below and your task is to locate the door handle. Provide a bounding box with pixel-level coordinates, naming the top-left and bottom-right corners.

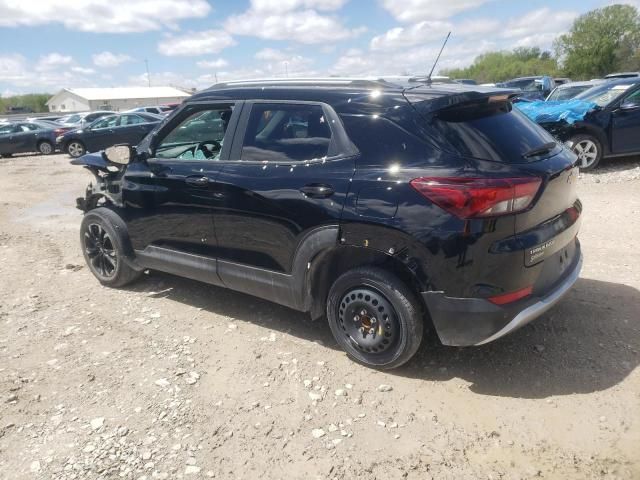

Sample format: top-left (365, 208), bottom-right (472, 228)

top-left (300, 183), bottom-right (335, 198)
top-left (185, 175), bottom-right (210, 187)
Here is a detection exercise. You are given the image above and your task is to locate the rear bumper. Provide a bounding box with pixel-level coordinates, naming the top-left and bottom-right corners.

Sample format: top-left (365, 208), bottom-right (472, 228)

top-left (422, 247), bottom-right (583, 347)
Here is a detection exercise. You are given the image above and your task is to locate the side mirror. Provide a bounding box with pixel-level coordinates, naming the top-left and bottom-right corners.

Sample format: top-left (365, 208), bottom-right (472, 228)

top-left (103, 145), bottom-right (132, 165)
top-left (620, 100), bottom-right (640, 111)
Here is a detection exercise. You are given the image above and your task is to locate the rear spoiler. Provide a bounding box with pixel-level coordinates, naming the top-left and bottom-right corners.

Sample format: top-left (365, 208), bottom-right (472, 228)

top-left (403, 88), bottom-right (519, 115)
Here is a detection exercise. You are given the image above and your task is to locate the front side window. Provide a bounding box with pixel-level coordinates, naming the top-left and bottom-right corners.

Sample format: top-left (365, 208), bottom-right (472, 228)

top-left (155, 105), bottom-right (234, 160)
top-left (92, 116), bottom-right (119, 129)
top-left (120, 114), bottom-right (145, 126)
top-left (0, 124), bottom-right (15, 134)
top-left (240, 103), bottom-right (331, 162)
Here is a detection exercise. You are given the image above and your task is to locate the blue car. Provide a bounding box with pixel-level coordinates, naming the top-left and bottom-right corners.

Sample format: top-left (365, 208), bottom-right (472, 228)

top-left (57, 112), bottom-right (163, 158)
top-left (0, 121), bottom-right (61, 157)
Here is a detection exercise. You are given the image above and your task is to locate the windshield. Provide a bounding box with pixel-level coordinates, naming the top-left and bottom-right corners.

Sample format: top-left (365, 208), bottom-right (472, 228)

top-left (62, 114), bottom-right (82, 124)
top-left (574, 83), bottom-right (638, 107)
top-left (547, 85), bottom-right (592, 101)
top-left (503, 78), bottom-right (539, 91)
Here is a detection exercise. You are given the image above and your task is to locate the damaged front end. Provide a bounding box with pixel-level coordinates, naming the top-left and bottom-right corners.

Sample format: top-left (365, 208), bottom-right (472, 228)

top-left (71, 152), bottom-right (126, 212)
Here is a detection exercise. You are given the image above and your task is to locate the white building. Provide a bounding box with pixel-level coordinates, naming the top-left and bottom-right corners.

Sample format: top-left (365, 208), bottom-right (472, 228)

top-left (46, 87), bottom-right (192, 112)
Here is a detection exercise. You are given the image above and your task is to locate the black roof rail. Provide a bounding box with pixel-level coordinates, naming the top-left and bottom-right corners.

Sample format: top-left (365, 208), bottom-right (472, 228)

top-left (205, 77), bottom-right (401, 91)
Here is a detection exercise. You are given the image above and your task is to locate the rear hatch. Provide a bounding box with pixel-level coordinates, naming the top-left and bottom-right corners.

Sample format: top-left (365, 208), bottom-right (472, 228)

top-left (406, 88), bottom-right (581, 272)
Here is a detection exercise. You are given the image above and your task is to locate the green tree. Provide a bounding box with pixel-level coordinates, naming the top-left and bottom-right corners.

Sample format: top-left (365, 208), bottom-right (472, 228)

top-left (442, 48), bottom-right (560, 83)
top-left (0, 94), bottom-right (52, 114)
top-left (554, 4), bottom-right (640, 78)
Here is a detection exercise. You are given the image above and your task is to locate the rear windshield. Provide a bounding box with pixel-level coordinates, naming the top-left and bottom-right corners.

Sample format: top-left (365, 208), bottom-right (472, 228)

top-left (425, 101), bottom-right (560, 163)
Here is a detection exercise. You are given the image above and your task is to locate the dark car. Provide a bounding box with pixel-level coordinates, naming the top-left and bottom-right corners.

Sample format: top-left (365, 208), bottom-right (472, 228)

top-left (498, 76), bottom-right (555, 101)
top-left (604, 72), bottom-right (640, 79)
top-left (56, 110), bottom-right (115, 130)
top-left (536, 78), bottom-right (640, 170)
top-left (545, 80), bottom-right (605, 102)
top-left (58, 112), bottom-right (163, 157)
top-left (72, 78), bottom-right (582, 369)
top-left (0, 121), bottom-right (64, 157)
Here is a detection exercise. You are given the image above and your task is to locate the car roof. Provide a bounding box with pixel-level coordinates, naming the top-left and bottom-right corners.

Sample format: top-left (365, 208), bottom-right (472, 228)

top-left (190, 77), bottom-right (514, 113)
top-left (556, 80), bottom-right (605, 88)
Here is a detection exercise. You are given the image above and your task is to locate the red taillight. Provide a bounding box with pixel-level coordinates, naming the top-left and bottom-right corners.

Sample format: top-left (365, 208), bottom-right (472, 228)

top-left (409, 177), bottom-right (542, 219)
top-left (54, 128), bottom-right (69, 136)
top-left (488, 286), bottom-right (533, 305)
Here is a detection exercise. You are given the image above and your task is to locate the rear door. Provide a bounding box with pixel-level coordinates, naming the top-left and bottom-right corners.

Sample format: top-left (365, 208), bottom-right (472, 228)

top-left (611, 88), bottom-right (640, 154)
top-left (13, 123), bottom-right (40, 153)
top-left (118, 114), bottom-right (154, 145)
top-left (212, 101), bottom-right (356, 275)
top-left (121, 101), bottom-right (240, 259)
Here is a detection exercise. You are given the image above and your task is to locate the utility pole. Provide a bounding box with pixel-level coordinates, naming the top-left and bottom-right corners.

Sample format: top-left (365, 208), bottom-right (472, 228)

top-left (144, 59), bottom-right (151, 87)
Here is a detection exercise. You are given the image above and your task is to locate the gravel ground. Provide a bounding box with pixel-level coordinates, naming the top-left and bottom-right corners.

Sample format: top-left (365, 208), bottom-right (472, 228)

top-left (0, 153), bottom-right (639, 480)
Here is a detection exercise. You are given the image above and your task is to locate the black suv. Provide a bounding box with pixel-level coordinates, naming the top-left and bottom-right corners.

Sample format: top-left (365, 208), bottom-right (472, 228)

top-left (73, 78), bottom-right (583, 369)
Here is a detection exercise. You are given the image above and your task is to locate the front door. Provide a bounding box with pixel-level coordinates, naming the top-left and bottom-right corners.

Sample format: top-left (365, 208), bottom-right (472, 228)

top-left (0, 124), bottom-right (18, 154)
top-left (213, 101), bottom-right (356, 275)
top-left (121, 102), bottom-right (240, 259)
top-left (611, 88), bottom-right (640, 154)
top-left (85, 115), bottom-right (120, 152)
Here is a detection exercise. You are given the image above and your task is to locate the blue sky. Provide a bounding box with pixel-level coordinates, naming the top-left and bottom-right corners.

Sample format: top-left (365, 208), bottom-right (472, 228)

top-left (0, 0), bottom-right (634, 94)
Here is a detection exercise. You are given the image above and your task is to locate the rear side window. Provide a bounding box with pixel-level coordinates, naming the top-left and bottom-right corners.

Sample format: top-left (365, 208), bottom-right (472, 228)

top-left (426, 102), bottom-right (558, 163)
top-left (241, 104), bottom-right (331, 162)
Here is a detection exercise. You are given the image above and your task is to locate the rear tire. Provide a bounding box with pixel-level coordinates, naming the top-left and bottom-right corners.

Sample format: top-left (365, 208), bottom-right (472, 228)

top-left (569, 134), bottom-right (602, 171)
top-left (327, 267), bottom-right (424, 370)
top-left (67, 140), bottom-right (86, 158)
top-left (80, 208), bottom-right (142, 288)
top-left (38, 140), bottom-right (54, 155)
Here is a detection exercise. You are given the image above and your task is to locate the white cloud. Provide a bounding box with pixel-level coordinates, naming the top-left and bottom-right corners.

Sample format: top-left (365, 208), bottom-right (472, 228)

top-left (71, 66), bottom-right (96, 75)
top-left (0, 0), bottom-right (211, 33)
top-left (92, 51), bottom-right (134, 68)
top-left (36, 53), bottom-right (73, 71)
top-left (331, 41), bottom-right (497, 76)
top-left (0, 54), bottom-right (96, 92)
top-left (254, 48), bottom-right (314, 75)
top-left (370, 21), bottom-right (452, 51)
top-left (225, 7), bottom-right (364, 44)
top-left (128, 71), bottom-right (197, 90)
top-left (501, 8), bottom-right (577, 41)
top-left (196, 58), bottom-right (229, 69)
top-left (380, 0), bottom-right (493, 22)
top-left (250, 0), bottom-right (347, 12)
top-left (158, 30), bottom-right (236, 56)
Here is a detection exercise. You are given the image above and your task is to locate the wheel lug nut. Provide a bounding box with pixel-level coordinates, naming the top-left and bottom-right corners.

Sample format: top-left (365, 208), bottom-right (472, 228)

top-left (354, 315), bottom-right (360, 322)
top-left (371, 317), bottom-right (377, 324)
top-left (360, 309), bottom-right (367, 316)
top-left (368, 328), bottom-right (375, 335)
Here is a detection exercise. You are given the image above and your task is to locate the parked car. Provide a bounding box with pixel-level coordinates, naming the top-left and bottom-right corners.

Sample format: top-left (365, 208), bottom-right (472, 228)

top-left (498, 76), bottom-right (555, 100)
top-left (58, 112), bottom-right (163, 157)
top-left (4, 106), bottom-right (34, 114)
top-left (604, 72), bottom-right (640, 79)
top-left (454, 79), bottom-right (477, 85)
top-left (56, 110), bottom-right (114, 129)
top-left (125, 106), bottom-right (174, 115)
top-left (536, 78), bottom-right (640, 170)
top-left (27, 115), bottom-right (64, 123)
top-left (546, 80), bottom-right (605, 101)
top-left (0, 121), bottom-right (62, 156)
top-left (554, 77), bottom-right (572, 86)
top-left (71, 78), bottom-right (583, 369)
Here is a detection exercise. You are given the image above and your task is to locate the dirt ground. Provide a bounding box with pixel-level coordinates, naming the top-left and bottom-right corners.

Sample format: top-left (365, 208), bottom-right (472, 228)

top-left (0, 153), bottom-right (639, 480)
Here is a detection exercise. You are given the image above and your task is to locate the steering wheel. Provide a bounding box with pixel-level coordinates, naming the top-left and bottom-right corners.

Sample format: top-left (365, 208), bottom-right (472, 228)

top-left (194, 140), bottom-right (221, 159)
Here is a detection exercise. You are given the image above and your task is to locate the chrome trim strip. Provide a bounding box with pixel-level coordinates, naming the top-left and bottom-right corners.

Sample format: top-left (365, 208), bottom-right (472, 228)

top-left (475, 252), bottom-right (583, 346)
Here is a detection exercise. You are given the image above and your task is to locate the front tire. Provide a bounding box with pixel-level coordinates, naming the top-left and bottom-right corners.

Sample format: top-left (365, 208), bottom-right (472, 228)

top-left (327, 267), bottom-right (424, 370)
top-left (80, 208), bottom-right (142, 288)
top-left (569, 134), bottom-right (602, 171)
top-left (67, 140), bottom-right (86, 158)
top-left (38, 140), bottom-right (54, 155)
